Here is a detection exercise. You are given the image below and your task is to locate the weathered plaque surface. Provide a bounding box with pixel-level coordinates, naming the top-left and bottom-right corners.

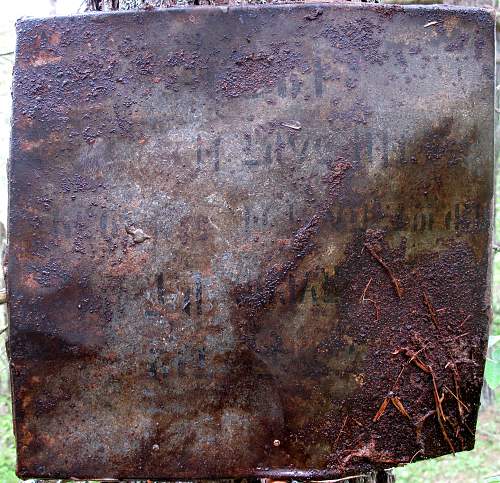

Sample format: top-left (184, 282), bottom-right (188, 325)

top-left (8, 3), bottom-right (494, 480)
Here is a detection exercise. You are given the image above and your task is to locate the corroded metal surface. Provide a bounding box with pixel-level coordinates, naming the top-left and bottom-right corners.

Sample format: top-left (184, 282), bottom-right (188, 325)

top-left (8, 3), bottom-right (494, 481)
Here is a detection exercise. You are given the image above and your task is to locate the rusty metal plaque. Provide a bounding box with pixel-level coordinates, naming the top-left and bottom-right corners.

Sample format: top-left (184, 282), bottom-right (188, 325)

top-left (8, 3), bottom-right (494, 480)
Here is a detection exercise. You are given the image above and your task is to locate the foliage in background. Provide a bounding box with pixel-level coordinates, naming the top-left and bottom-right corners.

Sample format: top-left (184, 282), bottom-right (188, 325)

top-left (485, 337), bottom-right (500, 390)
top-left (0, 393), bottom-right (16, 483)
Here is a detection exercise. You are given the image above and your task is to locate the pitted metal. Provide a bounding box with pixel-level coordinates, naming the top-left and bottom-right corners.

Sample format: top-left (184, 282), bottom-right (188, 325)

top-left (7, 3), bottom-right (494, 480)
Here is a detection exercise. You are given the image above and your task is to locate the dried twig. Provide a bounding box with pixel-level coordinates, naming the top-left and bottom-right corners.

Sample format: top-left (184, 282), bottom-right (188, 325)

top-left (393, 347), bottom-right (431, 374)
top-left (444, 383), bottom-right (469, 414)
top-left (373, 395), bottom-right (411, 422)
top-left (333, 415), bottom-right (349, 449)
top-left (365, 243), bottom-right (403, 297)
top-left (282, 121), bottom-right (301, 130)
top-left (415, 409), bottom-right (436, 441)
top-left (395, 347), bottom-right (456, 454)
top-left (442, 354), bottom-right (465, 419)
top-left (431, 371), bottom-right (455, 454)
top-left (421, 293), bottom-right (466, 423)
top-left (458, 314), bottom-right (471, 328)
top-left (373, 398), bottom-right (389, 422)
top-left (359, 278), bottom-right (380, 319)
top-left (351, 417), bottom-right (363, 427)
top-left (391, 396), bottom-right (411, 419)
top-left (365, 298), bottom-right (381, 320)
top-left (359, 278), bottom-right (372, 303)
top-left (463, 420), bottom-right (475, 436)
top-left (392, 345), bottom-right (428, 389)
top-left (410, 449), bottom-right (423, 463)
top-left (423, 292), bottom-right (439, 329)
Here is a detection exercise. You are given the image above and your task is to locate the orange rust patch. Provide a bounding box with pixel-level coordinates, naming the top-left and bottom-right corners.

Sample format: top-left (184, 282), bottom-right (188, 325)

top-left (31, 51), bottom-right (62, 67)
top-left (21, 395), bottom-right (33, 411)
top-left (49, 31), bottom-right (61, 46)
top-left (21, 139), bottom-right (44, 152)
top-left (16, 115), bottom-right (33, 130)
top-left (104, 250), bottom-right (150, 277)
top-left (23, 273), bottom-right (40, 291)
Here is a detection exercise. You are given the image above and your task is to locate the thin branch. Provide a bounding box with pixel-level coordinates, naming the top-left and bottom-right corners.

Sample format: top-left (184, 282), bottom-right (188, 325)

top-left (423, 292), bottom-right (440, 329)
top-left (365, 243), bottom-right (403, 298)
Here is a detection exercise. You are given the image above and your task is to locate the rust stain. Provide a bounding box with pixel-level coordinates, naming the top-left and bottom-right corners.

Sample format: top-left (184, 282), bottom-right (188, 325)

top-left (49, 31), bottom-right (61, 46)
top-left (30, 51), bottom-right (62, 67)
top-left (20, 139), bottom-right (44, 152)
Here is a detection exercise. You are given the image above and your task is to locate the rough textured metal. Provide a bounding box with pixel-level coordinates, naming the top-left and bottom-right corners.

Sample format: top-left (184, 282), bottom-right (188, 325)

top-left (8, 3), bottom-right (494, 481)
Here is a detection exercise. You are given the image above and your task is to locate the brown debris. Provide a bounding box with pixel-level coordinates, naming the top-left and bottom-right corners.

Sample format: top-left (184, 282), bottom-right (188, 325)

top-left (392, 347), bottom-right (431, 374)
top-left (341, 439), bottom-right (404, 467)
top-left (421, 293), bottom-right (467, 423)
top-left (431, 372), bottom-right (455, 454)
top-left (391, 345), bottom-right (428, 391)
top-left (422, 294), bottom-right (467, 422)
top-left (395, 347), bottom-right (456, 454)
